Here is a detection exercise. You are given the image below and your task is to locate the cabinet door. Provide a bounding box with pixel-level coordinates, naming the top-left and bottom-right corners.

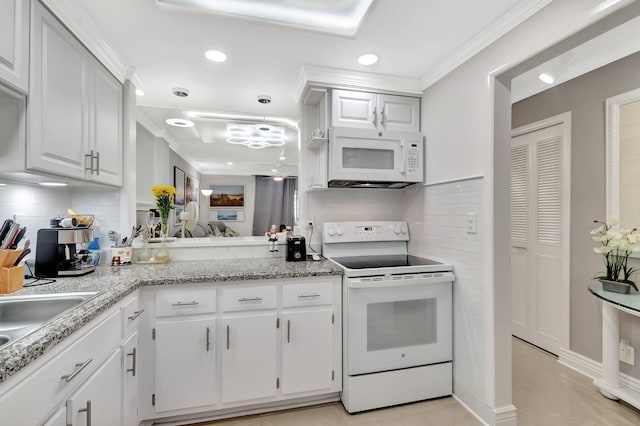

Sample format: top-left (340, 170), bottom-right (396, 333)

top-left (89, 61), bottom-right (123, 186)
top-left (331, 89), bottom-right (377, 129)
top-left (0, 0), bottom-right (29, 91)
top-left (43, 406), bottom-right (66, 426)
top-left (122, 332), bottom-right (138, 426)
top-left (29, 2), bottom-right (89, 179)
top-left (67, 348), bottom-right (123, 426)
top-left (221, 313), bottom-right (277, 403)
top-left (282, 309), bottom-right (334, 395)
top-left (155, 318), bottom-right (216, 412)
top-left (378, 94), bottom-right (420, 132)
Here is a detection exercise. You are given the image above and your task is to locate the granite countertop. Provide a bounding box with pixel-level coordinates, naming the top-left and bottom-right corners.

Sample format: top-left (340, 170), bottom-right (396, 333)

top-left (0, 258), bottom-right (343, 384)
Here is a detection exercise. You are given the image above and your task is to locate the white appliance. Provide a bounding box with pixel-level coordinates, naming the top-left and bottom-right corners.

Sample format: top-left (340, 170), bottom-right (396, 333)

top-left (328, 127), bottom-right (423, 188)
top-left (323, 221), bottom-right (453, 413)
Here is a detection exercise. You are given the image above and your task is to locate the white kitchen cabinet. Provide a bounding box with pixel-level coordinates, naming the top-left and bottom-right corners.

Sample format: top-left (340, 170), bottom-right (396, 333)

top-left (66, 348), bottom-right (123, 426)
top-left (43, 406), bottom-right (67, 426)
top-left (154, 317), bottom-right (216, 412)
top-left (221, 313), bottom-right (278, 403)
top-left (282, 309), bottom-right (334, 395)
top-left (331, 89), bottom-right (420, 132)
top-left (0, 0), bottom-right (29, 92)
top-left (28, 1), bottom-right (123, 186)
top-left (122, 332), bottom-right (139, 426)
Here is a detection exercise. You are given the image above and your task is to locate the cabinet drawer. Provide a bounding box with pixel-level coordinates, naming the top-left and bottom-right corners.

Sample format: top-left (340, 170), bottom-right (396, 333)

top-left (0, 309), bottom-right (120, 426)
top-left (222, 286), bottom-right (277, 312)
top-left (282, 282), bottom-right (333, 307)
top-left (121, 294), bottom-right (143, 336)
top-left (156, 288), bottom-right (216, 317)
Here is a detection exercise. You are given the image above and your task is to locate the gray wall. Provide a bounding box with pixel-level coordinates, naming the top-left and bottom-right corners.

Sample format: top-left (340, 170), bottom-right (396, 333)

top-left (512, 51), bottom-right (640, 376)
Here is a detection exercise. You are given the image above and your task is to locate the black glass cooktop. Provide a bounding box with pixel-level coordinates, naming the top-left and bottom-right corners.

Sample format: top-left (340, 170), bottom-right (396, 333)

top-left (330, 254), bottom-right (443, 269)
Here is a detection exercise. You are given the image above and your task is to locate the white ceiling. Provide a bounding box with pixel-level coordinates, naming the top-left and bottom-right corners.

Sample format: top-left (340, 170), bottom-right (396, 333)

top-left (74, 0), bottom-right (536, 174)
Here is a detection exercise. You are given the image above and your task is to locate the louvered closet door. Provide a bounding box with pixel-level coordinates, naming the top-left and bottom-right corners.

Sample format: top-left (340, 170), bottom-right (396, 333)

top-left (511, 123), bottom-right (563, 355)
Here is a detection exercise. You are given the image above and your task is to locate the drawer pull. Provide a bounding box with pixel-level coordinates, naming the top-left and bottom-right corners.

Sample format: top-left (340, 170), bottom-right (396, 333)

top-left (287, 319), bottom-right (291, 343)
top-left (206, 326), bottom-right (211, 352)
top-left (238, 297), bottom-right (262, 302)
top-left (61, 358), bottom-right (93, 383)
top-left (172, 301), bottom-right (199, 307)
top-left (128, 309), bottom-right (144, 321)
top-left (127, 348), bottom-right (137, 376)
top-left (226, 325), bottom-right (230, 350)
top-left (298, 293), bottom-right (320, 298)
top-left (78, 400), bottom-right (92, 426)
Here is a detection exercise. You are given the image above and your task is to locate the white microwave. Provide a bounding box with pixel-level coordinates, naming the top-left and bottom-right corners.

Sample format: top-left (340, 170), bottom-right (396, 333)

top-left (328, 127), bottom-right (423, 188)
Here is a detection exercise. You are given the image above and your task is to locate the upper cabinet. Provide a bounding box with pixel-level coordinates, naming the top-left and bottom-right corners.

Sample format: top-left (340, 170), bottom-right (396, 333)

top-left (331, 89), bottom-right (420, 132)
top-left (0, 0), bottom-right (29, 92)
top-left (28, 1), bottom-right (123, 186)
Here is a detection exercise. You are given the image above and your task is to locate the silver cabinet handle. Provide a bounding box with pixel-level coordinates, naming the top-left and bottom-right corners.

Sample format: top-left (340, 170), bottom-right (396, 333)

top-left (171, 301), bottom-right (199, 307)
top-left (66, 400), bottom-right (72, 426)
top-left (373, 106), bottom-right (377, 127)
top-left (95, 151), bottom-right (100, 175)
top-left (206, 327), bottom-right (211, 352)
top-left (238, 297), bottom-right (262, 302)
top-left (85, 150), bottom-right (94, 174)
top-left (226, 325), bottom-right (230, 350)
top-left (61, 358), bottom-right (93, 382)
top-left (78, 400), bottom-right (92, 426)
top-left (127, 348), bottom-right (137, 376)
top-left (128, 309), bottom-right (144, 321)
top-left (287, 320), bottom-right (291, 343)
top-left (298, 293), bottom-right (320, 298)
top-left (380, 108), bottom-right (385, 127)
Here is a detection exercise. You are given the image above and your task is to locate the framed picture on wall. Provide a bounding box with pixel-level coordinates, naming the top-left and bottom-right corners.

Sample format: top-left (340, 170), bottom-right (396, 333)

top-left (210, 185), bottom-right (245, 207)
top-left (186, 175), bottom-right (199, 204)
top-left (174, 206), bottom-right (183, 227)
top-left (208, 209), bottom-right (245, 222)
top-left (173, 167), bottom-right (185, 205)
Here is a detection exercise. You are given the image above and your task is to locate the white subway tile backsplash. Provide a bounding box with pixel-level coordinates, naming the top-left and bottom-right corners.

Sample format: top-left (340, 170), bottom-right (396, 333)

top-left (403, 177), bottom-right (486, 405)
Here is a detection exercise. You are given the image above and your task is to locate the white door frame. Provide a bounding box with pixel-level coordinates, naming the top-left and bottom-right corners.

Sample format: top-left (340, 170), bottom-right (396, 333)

top-left (511, 111), bottom-right (571, 353)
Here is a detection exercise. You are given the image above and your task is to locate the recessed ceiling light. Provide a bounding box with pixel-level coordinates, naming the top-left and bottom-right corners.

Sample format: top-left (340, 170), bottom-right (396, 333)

top-left (227, 162), bottom-right (233, 166)
top-left (279, 156), bottom-right (286, 161)
top-left (166, 118), bottom-right (195, 127)
top-left (271, 168), bottom-right (277, 173)
top-left (273, 176), bottom-right (284, 182)
top-left (39, 182), bottom-right (68, 187)
top-left (205, 50), bottom-right (227, 62)
top-left (358, 53), bottom-right (378, 66)
top-left (135, 89), bottom-right (145, 96)
top-left (538, 73), bottom-right (555, 84)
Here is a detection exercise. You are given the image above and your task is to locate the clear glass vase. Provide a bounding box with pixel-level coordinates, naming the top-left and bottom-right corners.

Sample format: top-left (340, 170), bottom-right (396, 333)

top-left (154, 216), bottom-right (170, 262)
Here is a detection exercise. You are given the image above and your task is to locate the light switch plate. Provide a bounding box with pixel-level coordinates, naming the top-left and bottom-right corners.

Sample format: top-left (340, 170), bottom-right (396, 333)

top-left (466, 212), bottom-right (477, 234)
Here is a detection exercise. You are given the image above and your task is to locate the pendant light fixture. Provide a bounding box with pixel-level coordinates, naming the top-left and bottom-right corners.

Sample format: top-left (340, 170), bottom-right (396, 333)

top-left (225, 95), bottom-right (285, 149)
top-left (166, 87), bottom-right (195, 128)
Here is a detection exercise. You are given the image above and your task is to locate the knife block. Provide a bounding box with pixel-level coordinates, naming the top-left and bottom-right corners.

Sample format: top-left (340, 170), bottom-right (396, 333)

top-left (0, 248), bottom-right (23, 268)
top-left (0, 265), bottom-right (24, 294)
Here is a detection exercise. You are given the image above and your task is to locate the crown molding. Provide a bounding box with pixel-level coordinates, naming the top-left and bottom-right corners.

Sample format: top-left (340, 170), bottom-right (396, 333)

top-left (41, 0), bottom-right (142, 86)
top-left (295, 65), bottom-right (423, 102)
top-left (420, 0), bottom-right (553, 90)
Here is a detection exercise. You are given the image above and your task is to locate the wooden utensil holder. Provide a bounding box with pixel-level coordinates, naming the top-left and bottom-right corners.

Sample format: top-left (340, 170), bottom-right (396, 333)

top-left (0, 265), bottom-right (24, 294)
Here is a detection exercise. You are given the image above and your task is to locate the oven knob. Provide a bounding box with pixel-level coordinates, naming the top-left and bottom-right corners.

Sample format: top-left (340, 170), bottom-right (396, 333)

top-left (394, 226), bottom-right (401, 234)
top-left (327, 227), bottom-right (335, 236)
top-left (401, 225), bottom-right (408, 234)
top-left (336, 227), bottom-right (343, 236)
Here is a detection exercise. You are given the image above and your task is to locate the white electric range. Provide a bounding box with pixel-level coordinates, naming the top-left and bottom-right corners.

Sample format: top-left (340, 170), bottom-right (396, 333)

top-left (322, 221), bottom-right (454, 413)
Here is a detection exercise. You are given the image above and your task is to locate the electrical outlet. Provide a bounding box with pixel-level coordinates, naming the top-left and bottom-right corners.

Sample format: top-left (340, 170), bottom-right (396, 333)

top-left (466, 212), bottom-right (477, 234)
top-left (619, 339), bottom-right (635, 365)
top-left (307, 214), bottom-right (314, 227)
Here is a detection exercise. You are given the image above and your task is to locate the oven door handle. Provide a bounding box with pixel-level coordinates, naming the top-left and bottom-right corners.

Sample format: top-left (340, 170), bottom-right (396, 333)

top-left (349, 273), bottom-right (454, 288)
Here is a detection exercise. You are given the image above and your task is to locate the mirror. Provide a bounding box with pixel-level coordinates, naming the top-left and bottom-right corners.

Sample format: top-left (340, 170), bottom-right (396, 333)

top-left (606, 88), bottom-right (640, 236)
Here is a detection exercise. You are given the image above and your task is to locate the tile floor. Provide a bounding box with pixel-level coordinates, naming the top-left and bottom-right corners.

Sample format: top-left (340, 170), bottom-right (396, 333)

top-left (193, 338), bottom-right (640, 425)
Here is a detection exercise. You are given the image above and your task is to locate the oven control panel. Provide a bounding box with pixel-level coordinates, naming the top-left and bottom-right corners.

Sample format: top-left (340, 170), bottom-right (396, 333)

top-left (323, 221), bottom-right (409, 243)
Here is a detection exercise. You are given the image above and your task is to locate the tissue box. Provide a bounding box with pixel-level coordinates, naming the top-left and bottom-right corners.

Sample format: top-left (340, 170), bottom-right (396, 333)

top-left (0, 265), bottom-right (24, 294)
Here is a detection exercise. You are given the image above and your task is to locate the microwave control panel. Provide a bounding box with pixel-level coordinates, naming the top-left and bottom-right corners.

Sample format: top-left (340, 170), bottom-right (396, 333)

top-left (405, 140), bottom-right (422, 180)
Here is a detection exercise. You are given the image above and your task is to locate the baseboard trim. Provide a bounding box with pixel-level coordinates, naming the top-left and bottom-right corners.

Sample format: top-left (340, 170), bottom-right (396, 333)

top-left (558, 347), bottom-right (640, 393)
top-left (452, 394), bottom-right (490, 426)
top-left (493, 404), bottom-right (518, 426)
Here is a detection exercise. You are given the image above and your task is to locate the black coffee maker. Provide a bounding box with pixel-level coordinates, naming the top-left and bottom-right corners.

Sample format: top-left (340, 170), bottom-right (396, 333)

top-left (35, 228), bottom-right (96, 277)
top-left (286, 236), bottom-right (307, 261)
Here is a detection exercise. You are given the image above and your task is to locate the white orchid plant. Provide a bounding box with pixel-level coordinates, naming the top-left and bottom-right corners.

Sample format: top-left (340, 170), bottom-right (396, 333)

top-left (591, 219), bottom-right (640, 290)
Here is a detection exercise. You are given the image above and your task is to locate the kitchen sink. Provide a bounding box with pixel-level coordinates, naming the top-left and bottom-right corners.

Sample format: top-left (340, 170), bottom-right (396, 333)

top-left (0, 292), bottom-right (98, 349)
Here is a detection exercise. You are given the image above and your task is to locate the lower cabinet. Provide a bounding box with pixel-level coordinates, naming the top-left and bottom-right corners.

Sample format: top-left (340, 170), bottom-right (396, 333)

top-left (282, 309), bottom-right (334, 395)
top-left (66, 348), bottom-right (123, 426)
top-left (154, 317), bottom-right (216, 412)
top-left (221, 313), bottom-right (278, 403)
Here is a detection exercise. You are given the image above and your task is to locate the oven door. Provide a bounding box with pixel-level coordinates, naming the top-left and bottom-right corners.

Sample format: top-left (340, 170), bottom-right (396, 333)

top-left (346, 273), bottom-right (453, 376)
top-left (329, 127), bottom-right (422, 183)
